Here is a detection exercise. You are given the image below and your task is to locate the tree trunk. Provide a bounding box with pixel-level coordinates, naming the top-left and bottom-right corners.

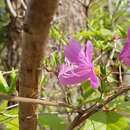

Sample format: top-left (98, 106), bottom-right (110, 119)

top-left (57, 0), bottom-right (87, 33)
top-left (5, 0), bottom-right (25, 70)
top-left (4, 0), bottom-right (25, 107)
top-left (19, 1), bottom-right (58, 130)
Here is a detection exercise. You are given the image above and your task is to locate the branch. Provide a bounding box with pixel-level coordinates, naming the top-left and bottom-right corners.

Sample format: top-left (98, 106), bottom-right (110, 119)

top-left (6, 0), bottom-right (17, 17)
top-left (2, 69), bottom-right (18, 75)
top-left (40, 65), bottom-right (58, 76)
top-left (68, 86), bottom-right (130, 130)
top-left (76, 0), bottom-right (94, 16)
top-left (0, 93), bottom-right (73, 109)
top-left (76, 0), bottom-right (88, 9)
top-left (21, 0), bottom-right (27, 10)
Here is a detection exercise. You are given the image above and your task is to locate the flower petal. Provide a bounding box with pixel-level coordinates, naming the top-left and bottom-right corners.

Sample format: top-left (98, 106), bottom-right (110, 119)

top-left (119, 28), bottom-right (130, 67)
top-left (85, 40), bottom-right (93, 62)
top-left (58, 65), bottom-right (89, 86)
top-left (58, 38), bottom-right (99, 88)
top-left (119, 49), bottom-right (130, 66)
top-left (89, 70), bottom-right (100, 89)
top-left (64, 38), bottom-right (82, 64)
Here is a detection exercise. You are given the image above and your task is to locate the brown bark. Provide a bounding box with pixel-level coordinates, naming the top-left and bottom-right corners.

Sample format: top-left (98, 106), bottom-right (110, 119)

top-left (19, 1), bottom-right (58, 130)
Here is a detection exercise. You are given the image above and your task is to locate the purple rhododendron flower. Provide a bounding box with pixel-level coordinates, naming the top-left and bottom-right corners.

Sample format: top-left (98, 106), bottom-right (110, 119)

top-left (119, 28), bottom-right (130, 67)
top-left (58, 39), bottom-right (100, 89)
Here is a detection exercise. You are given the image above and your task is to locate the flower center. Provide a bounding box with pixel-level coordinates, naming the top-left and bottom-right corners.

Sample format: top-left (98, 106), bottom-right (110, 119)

top-left (94, 66), bottom-right (100, 76)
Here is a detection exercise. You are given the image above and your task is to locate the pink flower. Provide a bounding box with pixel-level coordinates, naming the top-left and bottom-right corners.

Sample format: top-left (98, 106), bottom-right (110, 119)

top-left (119, 28), bottom-right (130, 66)
top-left (58, 39), bottom-right (100, 89)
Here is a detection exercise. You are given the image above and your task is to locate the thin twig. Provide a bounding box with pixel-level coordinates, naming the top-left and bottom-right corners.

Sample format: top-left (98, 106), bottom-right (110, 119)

top-left (106, 41), bottom-right (116, 67)
top-left (94, 52), bottom-right (106, 63)
top-left (21, 0), bottom-right (27, 10)
top-left (76, 0), bottom-right (87, 9)
top-left (39, 65), bottom-right (58, 76)
top-left (76, 0), bottom-right (94, 16)
top-left (6, 0), bottom-right (17, 17)
top-left (4, 104), bottom-right (19, 111)
top-left (119, 65), bottom-right (123, 83)
top-left (1, 69), bottom-right (18, 75)
top-left (67, 86), bottom-right (130, 130)
top-left (0, 93), bottom-right (74, 109)
top-left (112, 72), bottom-right (130, 75)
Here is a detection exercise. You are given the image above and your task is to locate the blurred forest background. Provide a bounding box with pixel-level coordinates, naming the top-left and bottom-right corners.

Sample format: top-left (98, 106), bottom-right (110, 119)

top-left (0, 0), bottom-right (130, 130)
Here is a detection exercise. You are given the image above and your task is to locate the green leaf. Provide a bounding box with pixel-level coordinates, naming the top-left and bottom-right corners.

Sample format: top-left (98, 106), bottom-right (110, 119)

top-left (38, 113), bottom-right (68, 130)
top-left (0, 101), bottom-right (8, 112)
top-left (0, 71), bottom-right (9, 93)
top-left (81, 82), bottom-right (95, 98)
top-left (51, 51), bottom-right (59, 66)
top-left (0, 108), bottom-right (18, 130)
top-left (117, 101), bottom-right (130, 113)
top-left (0, 0), bottom-right (5, 8)
top-left (8, 69), bottom-right (17, 94)
top-left (81, 111), bottom-right (130, 130)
